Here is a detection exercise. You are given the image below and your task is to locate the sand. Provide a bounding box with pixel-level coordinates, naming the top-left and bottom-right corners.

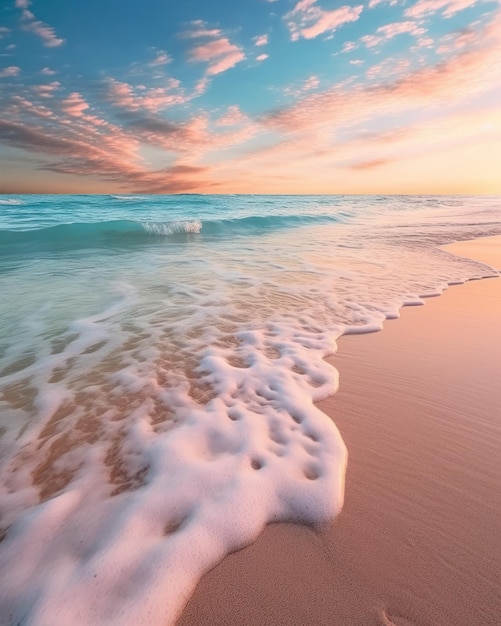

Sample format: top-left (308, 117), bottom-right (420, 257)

top-left (177, 236), bottom-right (501, 626)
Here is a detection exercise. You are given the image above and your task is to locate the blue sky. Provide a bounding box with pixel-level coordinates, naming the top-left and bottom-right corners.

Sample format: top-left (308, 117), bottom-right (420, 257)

top-left (0, 0), bottom-right (500, 193)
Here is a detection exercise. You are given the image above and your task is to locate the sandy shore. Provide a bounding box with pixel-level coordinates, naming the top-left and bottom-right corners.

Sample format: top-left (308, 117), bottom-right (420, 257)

top-left (177, 236), bottom-right (501, 626)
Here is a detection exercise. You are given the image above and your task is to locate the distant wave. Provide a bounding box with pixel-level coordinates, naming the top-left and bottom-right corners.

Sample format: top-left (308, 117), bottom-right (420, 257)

top-left (109, 195), bottom-right (149, 201)
top-left (0, 214), bottom-right (342, 254)
top-left (0, 198), bottom-right (24, 205)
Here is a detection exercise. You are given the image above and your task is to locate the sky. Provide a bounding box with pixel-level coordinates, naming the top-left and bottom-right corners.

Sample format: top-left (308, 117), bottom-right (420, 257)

top-left (0, 0), bottom-right (500, 194)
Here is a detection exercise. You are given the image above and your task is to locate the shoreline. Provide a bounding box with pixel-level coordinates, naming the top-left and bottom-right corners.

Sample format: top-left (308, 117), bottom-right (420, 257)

top-left (178, 235), bottom-right (501, 626)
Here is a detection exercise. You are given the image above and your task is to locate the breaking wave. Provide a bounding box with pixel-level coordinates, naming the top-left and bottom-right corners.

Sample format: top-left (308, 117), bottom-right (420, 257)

top-left (0, 214), bottom-right (342, 254)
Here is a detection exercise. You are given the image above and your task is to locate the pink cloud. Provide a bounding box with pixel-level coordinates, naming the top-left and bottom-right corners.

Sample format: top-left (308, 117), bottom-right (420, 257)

top-left (32, 81), bottom-right (61, 97)
top-left (193, 76), bottom-right (209, 96)
top-left (0, 113), bottom-right (143, 186)
top-left (284, 74), bottom-right (320, 96)
top-left (436, 28), bottom-right (477, 54)
top-left (183, 21), bottom-right (245, 76)
top-left (15, 0), bottom-right (30, 7)
top-left (217, 98), bottom-right (500, 193)
top-left (188, 37), bottom-right (245, 76)
top-left (349, 158), bottom-right (392, 170)
top-left (62, 93), bottom-right (89, 117)
top-left (0, 92), bottom-right (217, 193)
top-left (105, 78), bottom-right (186, 112)
top-left (264, 17), bottom-right (501, 138)
top-left (0, 66), bottom-right (20, 78)
top-left (180, 21), bottom-right (222, 39)
top-left (12, 96), bottom-right (54, 118)
top-left (360, 20), bottom-right (425, 48)
top-left (215, 105), bottom-right (248, 127)
top-left (366, 57), bottom-right (411, 80)
top-left (149, 51), bottom-right (172, 66)
top-left (21, 9), bottom-right (64, 47)
top-left (0, 72), bottom-right (251, 193)
top-left (254, 34), bottom-right (269, 46)
top-left (256, 53), bottom-right (269, 61)
top-left (405, 0), bottom-right (479, 18)
top-left (41, 66), bottom-right (56, 76)
top-left (285, 0), bottom-right (363, 41)
top-left (341, 41), bottom-right (357, 52)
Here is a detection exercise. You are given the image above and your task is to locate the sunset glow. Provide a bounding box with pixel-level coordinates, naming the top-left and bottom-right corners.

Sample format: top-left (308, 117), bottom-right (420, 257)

top-left (0, 0), bottom-right (500, 194)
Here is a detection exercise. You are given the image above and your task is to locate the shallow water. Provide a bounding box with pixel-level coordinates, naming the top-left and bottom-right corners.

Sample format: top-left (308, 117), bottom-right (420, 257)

top-left (0, 194), bottom-right (500, 624)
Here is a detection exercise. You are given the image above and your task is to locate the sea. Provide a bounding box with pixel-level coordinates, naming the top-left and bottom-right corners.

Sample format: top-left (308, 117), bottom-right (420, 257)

top-left (0, 194), bottom-right (500, 624)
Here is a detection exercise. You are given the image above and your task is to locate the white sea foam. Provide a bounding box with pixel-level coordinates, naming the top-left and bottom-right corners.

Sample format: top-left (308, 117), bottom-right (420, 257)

top-left (0, 283), bottom-right (347, 625)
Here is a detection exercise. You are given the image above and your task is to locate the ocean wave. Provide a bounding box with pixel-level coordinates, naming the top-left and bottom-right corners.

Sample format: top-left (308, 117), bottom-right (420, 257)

top-left (142, 220), bottom-right (202, 235)
top-left (0, 214), bottom-right (341, 253)
top-left (0, 198), bottom-right (24, 205)
top-left (110, 195), bottom-right (149, 201)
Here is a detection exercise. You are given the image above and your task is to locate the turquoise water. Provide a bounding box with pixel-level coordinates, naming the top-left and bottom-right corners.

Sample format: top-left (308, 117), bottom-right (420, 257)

top-left (0, 194), bottom-right (500, 624)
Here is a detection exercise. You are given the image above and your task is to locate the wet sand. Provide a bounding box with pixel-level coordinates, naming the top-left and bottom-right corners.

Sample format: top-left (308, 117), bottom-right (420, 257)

top-left (177, 236), bottom-right (501, 626)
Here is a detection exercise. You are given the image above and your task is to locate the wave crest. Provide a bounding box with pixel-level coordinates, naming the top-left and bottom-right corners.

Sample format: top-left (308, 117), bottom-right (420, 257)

top-left (0, 198), bottom-right (24, 205)
top-left (142, 220), bottom-right (202, 235)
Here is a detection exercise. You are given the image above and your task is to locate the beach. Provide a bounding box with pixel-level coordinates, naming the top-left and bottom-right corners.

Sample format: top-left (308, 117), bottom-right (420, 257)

top-left (178, 235), bottom-right (501, 626)
top-left (1, 197), bottom-right (500, 625)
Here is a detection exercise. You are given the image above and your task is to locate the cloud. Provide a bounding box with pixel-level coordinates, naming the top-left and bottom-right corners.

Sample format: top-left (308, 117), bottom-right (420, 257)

top-left (122, 163), bottom-right (217, 194)
top-left (0, 118), bottom-right (94, 157)
top-left (0, 27), bottom-right (11, 39)
top-left (368, 0), bottom-right (399, 8)
top-left (436, 27), bottom-right (477, 54)
top-left (215, 105), bottom-right (248, 126)
top-left (0, 66), bottom-right (20, 78)
top-left (405, 0), bottom-right (479, 18)
top-left (366, 57), bottom-right (411, 80)
top-left (149, 51), bottom-right (172, 66)
top-left (0, 62), bottom-right (257, 193)
top-left (188, 37), bottom-right (245, 76)
top-left (15, 0), bottom-right (30, 7)
top-left (61, 93), bottom-right (90, 117)
top-left (11, 95), bottom-right (54, 119)
top-left (341, 41), bottom-right (357, 53)
top-left (3, 10), bottom-right (499, 194)
top-left (256, 53), bottom-right (269, 61)
top-left (264, 17), bottom-right (501, 137)
top-left (21, 9), bottom-right (64, 47)
top-left (41, 67), bottom-right (56, 76)
top-left (253, 34), bottom-right (269, 46)
top-left (104, 78), bottom-right (186, 112)
top-left (284, 0), bottom-right (363, 41)
top-left (32, 81), bottom-right (61, 97)
top-left (0, 114), bottom-right (183, 191)
top-left (348, 158), bottom-right (392, 170)
top-left (360, 21), bottom-right (425, 48)
top-left (180, 21), bottom-right (222, 39)
top-left (284, 74), bottom-right (320, 96)
top-left (193, 76), bottom-right (209, 96)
